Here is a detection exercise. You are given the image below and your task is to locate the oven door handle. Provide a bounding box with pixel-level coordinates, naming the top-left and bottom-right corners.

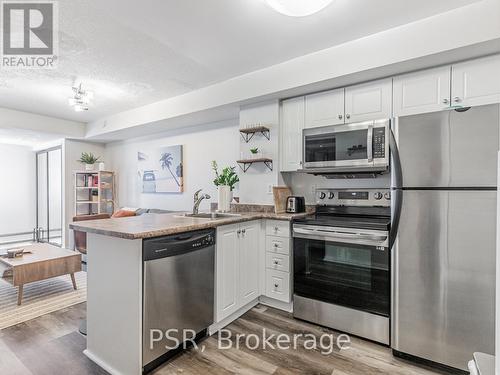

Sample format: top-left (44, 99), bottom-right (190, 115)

top-left (293, 227), bottom-right (388, 245)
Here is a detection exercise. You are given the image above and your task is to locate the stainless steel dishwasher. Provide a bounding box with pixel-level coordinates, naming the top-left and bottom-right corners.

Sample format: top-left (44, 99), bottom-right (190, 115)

top-left (142, 229), bottom-right (215, 372)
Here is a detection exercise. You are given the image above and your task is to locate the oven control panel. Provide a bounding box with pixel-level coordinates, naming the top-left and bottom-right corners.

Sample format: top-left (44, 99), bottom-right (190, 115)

top-left (316, 189), bottom-right (391, 207)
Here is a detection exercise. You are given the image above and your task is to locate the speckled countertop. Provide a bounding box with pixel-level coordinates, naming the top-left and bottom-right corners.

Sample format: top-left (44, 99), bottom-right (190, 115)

top-left (69, 210), bottom-right (313, 240)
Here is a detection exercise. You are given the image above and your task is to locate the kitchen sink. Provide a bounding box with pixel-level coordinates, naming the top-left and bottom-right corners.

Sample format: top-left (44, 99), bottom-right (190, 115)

top-left (180, 212), bottom-right (242, 219)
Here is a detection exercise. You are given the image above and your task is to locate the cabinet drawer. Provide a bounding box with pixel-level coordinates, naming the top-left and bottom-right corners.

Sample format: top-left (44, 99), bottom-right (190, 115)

top-left (265, 252), bottom-right (290, 273)
top-left (266, 220), bottom-right (290, 238)
top-left (265, 269), bottom-right (291, 303)
top-left (266, 236), bottom-right (290, 255)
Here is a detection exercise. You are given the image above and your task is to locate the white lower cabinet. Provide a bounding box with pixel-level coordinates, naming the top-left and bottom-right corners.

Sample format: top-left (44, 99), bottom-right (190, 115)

top-left (265, 269), bottom-right (291, 303)
top-left (264, 220), bottom-right (292, 304)
top-left (239, 221), bottom-right (260, 306)
top-left (216, 219), bottom-right (293, 324)
top-left (216, 221), bottom-right (260, 322)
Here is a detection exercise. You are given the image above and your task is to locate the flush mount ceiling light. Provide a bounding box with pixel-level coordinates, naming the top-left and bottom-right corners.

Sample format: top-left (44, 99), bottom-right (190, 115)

top-left (68, 83), bottom-right (93, 112)
top-left (264, 0), bottom-right (334, 17)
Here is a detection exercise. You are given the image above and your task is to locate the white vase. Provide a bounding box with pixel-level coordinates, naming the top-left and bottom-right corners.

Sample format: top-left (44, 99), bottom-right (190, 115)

top-left (98, 162), bottom-right (105, 171)
top-left (218, 185), bottom-right (232, 212)
top-left (85, 163), bottom-right (94, 171)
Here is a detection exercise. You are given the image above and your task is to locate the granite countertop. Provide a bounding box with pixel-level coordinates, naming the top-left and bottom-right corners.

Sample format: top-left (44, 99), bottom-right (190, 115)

top-left (69, 211), bottom-right (312, 240)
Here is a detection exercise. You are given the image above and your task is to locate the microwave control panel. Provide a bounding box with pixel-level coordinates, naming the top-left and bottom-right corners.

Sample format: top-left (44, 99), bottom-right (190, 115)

top-left (373, 127), bottom-right (386, 159)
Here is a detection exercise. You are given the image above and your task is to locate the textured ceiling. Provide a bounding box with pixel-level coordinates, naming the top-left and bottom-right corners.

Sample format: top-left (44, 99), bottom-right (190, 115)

top-left (0, 0), bottom-right (482, 122)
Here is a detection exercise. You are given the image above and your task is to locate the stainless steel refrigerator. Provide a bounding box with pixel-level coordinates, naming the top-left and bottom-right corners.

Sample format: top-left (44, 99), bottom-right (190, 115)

top-left (390, 104), bottom-right (498, 371)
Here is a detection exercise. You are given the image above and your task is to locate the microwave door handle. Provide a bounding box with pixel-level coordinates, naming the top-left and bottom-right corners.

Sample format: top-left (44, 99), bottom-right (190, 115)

top-left (367, 125), bottom-right (374, 162)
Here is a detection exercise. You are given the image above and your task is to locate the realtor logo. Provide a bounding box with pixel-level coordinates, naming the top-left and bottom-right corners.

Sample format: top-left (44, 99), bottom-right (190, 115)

top-left (1, 1), bottom-right (58, 68)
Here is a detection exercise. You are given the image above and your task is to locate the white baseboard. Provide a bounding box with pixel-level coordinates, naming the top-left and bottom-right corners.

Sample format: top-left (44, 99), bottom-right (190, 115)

top-left (84, 349), bottom-right (130, 375)
top-left (259, 295), bottom-right (293, 312)
top-left (209, 299), bottom-right (259, 335)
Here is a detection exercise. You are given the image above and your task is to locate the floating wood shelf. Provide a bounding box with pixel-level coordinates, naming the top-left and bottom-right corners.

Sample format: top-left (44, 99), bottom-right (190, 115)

top-left (239, 126), bottom-right (270, 143)
top-left (236, 158), bottom-right (273, 172)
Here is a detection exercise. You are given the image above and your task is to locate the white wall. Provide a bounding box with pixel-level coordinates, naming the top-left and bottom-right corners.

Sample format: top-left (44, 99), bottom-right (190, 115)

top-left (0, 106), bottom-right (85, 138)
top-left (105, 120), bottom-right (240, 212)
top-left (0, 143), bottom-right (36, 237)
top-left (239, 101), bottom-right (280, 205)
top-left (86, 0), bottom-right (500, 140)
top-left (63, 139), bottom-right (106, 247)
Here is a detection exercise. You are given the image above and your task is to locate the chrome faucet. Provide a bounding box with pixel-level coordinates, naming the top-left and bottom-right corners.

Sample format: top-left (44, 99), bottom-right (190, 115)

top-left (193, 189), bottom-right (211, 215)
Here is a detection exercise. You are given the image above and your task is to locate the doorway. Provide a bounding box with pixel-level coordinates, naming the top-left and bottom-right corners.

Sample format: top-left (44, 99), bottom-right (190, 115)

top-left (36, 147), bottom-right (62, 246)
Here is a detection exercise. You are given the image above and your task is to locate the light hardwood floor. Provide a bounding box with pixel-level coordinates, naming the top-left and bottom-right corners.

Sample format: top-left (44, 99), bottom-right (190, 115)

top-left (0, 303), bottom-right (449, 375)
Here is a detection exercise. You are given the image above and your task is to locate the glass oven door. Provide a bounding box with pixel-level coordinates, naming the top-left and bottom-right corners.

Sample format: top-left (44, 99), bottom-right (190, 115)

top-left (293, 224), bottom-right (390, 317)
top-left (303, 123), bottom-right (372, 168)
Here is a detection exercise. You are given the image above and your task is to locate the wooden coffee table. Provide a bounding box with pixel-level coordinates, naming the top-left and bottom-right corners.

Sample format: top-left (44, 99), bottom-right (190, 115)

top-left (0, 243), bottom-right (82, 305)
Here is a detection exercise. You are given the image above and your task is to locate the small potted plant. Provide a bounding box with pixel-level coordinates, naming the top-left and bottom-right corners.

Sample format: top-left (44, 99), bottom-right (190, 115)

top-left (212, 161), bottom-right (239, 212)
top-left (250, 147), bottom-right (261, 159)
top-left (79, 152), bottom-right (101, 171)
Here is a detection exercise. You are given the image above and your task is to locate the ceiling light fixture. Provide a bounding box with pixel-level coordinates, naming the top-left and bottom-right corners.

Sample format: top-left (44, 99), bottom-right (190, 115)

top-left (68, 83), bottom-right (93, 112)
top-left (264, 0), bottom-right (334, 17)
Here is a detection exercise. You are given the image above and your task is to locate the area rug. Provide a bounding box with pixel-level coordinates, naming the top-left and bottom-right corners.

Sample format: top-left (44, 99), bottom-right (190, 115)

top-left (0, 271), bottom-right (86, 330)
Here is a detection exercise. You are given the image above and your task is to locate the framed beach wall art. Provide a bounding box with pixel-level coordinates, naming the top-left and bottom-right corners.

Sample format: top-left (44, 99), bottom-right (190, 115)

top-left (138, 145), bottom-right (184, 193)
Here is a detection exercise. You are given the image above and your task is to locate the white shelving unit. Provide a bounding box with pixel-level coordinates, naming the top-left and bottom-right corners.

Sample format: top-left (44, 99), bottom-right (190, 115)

top-left (74, 170), bottom-right (115, 217)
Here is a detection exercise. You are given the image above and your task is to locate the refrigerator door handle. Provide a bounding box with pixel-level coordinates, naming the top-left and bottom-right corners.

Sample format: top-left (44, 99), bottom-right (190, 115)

top-left (389, 127), bottom-right (403, 249)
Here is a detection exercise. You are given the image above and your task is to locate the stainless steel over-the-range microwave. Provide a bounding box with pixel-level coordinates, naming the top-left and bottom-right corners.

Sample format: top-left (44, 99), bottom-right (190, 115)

top-left (302, 119), bottom-right (390, 174)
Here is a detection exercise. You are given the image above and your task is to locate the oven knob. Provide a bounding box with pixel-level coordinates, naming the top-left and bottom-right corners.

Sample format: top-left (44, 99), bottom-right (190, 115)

top-left (374, 192), bottom-right (383, 200)
top-left (384, 192), bottom-right (391, 200)
top-left (319, 192), bottom-right (326, 199)
top-left (328, 192), bottom-right (335, 199)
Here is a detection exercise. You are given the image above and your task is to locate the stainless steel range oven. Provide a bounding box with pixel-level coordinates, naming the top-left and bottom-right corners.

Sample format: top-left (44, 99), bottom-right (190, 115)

top-left (302, 119), bottom-right (390, 175)
top-left (293, 189), bottom-right (391, 344)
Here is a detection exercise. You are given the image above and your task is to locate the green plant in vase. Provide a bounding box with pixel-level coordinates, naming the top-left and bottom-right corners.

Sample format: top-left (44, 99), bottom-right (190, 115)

top-left (79, 152), bottom-right (101, 171)
top-left (212, 161), bottom-right (239, 212)
top-left (250, 147), bottom-right (259, 159)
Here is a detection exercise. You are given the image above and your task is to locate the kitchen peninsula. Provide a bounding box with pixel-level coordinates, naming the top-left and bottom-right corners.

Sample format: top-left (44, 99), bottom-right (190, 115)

top-left (69, 209), bottom-right (309, 375)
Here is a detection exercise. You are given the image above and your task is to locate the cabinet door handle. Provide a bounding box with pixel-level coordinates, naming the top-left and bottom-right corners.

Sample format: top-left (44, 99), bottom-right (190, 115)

top-left (338, 114), bottom-right (343, 120)
top-left (273, 260), bottom-right (279, 265)
top-left (442, 98), bottom-right (449, 104)
top-left (274, 283), bottom-right (279, 289)
top-left (453, 97), bottom-right (461, 103)
top-left (346, 114), bottom-right (351, 119)
top-left (237, 229), bottom-right (241, 237)
top-left (274, 226), bottom-right (279, 232)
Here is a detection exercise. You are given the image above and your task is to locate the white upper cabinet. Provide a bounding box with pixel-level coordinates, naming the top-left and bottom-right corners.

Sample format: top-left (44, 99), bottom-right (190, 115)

top-left (452, 55), bottom-right (500, 108)
top-left (280, 97), bottom-right (304, 172)
top-left (344, 78), bottom-right (393, 123)
top-left (305, 88), bottom-right (345, 128)
top-left (393, 66), bottom-right (452, 116)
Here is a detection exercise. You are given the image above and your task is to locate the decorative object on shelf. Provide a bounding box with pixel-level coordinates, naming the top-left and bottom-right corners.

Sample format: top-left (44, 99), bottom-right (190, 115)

top-left (98, 162), bottom-right (106, 171)
top-left (68, 83), bottom-right (93, 112)
top-left (78, 152), bottom-right (100, 171)
top-left (250, 147), bottom-right (261, 159)
top-left (272, 186), bottom-right (292, 214)
top-left (212, 161), bottom-right (239, 212)
top-left (137, 145), bottom-right (184, 193)
top-left (236, 158), bottom-right (273, 172)
top-left (239, 125), bottom-right (271, 143)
